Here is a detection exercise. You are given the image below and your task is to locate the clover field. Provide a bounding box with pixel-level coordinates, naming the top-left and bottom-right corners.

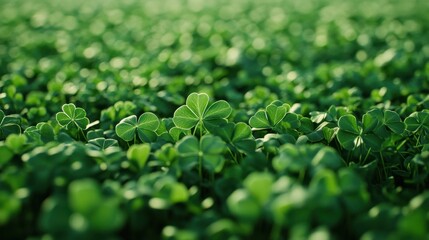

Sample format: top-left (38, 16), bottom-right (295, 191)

top-left (1, 0), bottom-right (429, 239)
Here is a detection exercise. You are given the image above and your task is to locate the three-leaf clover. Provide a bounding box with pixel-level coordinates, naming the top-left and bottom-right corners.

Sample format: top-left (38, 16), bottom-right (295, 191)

top-left (24, 123), bottom-right (55, 144)
top-left (0, 109), bottom-right (21, 139)
top-left (336, 115), bottom-right (381, 151)
top-left (405, 111), bottom-right (429, 134)
top-left (249, 100), bottom-right (300, 132)
top-left (173, 93), bottom-right (232, 134)
top-left (56, 104), bottom-right (90, 130)
top-left (208, 122), bottom-right (256, 154)
top-left (115, 113), bottom-right (160, 142)
top-left (363, 109), bottom-right (405, 137)
top-left (176, 134), bottom-right (226, 175)
top-left (249, 101), bottom-right (287, 129)
top-left (87, 138), bottom-right (119, 150)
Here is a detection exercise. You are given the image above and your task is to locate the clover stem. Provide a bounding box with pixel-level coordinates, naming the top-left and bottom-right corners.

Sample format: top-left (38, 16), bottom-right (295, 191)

top-left (396, 138), bottom-right (407, 151)
top-left (80, 129), bottom-right (87, 142)
top-left (192, 125), bottom-right (198, 136)
top-left (346, 150), bottom-right (352, 164)
top-left (415, 133), bottom-right (421, 148)
top-left (379, 152), bottom-right (387, 180)
top-left (198, 154), bottom-right (203, 181)
top-left (361, 147), bottom-right (372, 165)
top-left (227, 147), bottom-right (238, 164)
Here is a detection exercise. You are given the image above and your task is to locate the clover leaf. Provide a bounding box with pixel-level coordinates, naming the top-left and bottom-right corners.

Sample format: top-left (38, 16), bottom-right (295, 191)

top-left (337, 115), bottom-right (364, 150)
top-left (176, 134), bottom-right (226, 175)
top-left (363, 109), bottom-right (405, 137)
top-left (310, 105), bottom-right (338, 124)
top-left (405, 111), bottom-right (429, 134)
top-left (25, 123), bottom-right (56, 145)
top-left (249, 100), bottom-right (300, 132)
top-left (136, 173), bottom-right (189, 209)
top-left (87, 138), bottom-right (119, 150)
top-left (151, 177), bottom-right (189, 208)
top-left (383, 110), bottom-right (405, 134)
top-left (337, 114), bottom-right (381, 151)
top-left (127, 143), bottom-right (151, 169)
top-left (0, 109), bottom-right (21, 140)
top-left (56, 103), bottom-right (90, 130)
top-left (227, 189), bottom-right (261, 222)
top-left (169, 127), bottom-right (190, 142)
top-left (24, 126), bottom-right (41, 144)
top-left (273, 143), bottom-right (314, 173)
top-left (0, 143), bottom-right (14, 165)
top-left (173, 92), bottom-right (232, 134)
top-left (115, 112), bottom-right (160, 142)
top-left (243, 172), bottom-right (274, 204)
top-left (207, 122), bottom-right (256, 154)
top-left (249, 101), bottom-right (287, 129)
top-left (5, 134), bottom-right (27, 154)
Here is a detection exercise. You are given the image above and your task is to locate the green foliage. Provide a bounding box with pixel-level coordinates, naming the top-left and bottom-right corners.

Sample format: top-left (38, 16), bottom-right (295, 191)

top-left (5, 134), bottom-right (27, 154)
top-left (405, 111), bottom-right (429, 135)
top-left (115, 113), bottom-right (160, 142)
top-left (208, 122), bottom-right (256, 154)
top-left (0, 143), bottom-right (14, 165)
top-left (86, 137), bottom-right (119, 150)
top-left (249, 100), bottom-right (300, 133)
top-left (176, 134), bottom-right (226, 174)
top-left (0, 110), bottom-right (21, 140)
top-left (243, 172), bottom-right (274, 204)
top-left (173, 92), bottom-right (232, 134)
top-left (24, 123), bottom-right (55, 145)
top-left (68, 179), bottom-right (125, 232)
top-left (227, 189), bottom-right (261, 222)
top-left (56, 103), bottom-right (90, 130)
top-left (127, 143), bottom-right (151, 169)
top-left (337, 114), bottom-right (382, 151)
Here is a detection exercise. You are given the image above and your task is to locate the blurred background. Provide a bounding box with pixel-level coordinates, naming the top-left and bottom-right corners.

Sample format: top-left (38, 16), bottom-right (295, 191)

top-left (1, 0), bottom-right (429, 123)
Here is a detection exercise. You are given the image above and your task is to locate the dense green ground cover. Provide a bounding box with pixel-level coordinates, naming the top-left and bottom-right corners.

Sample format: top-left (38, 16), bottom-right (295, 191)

top-left (1, 0), bottom-right (429, 239)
